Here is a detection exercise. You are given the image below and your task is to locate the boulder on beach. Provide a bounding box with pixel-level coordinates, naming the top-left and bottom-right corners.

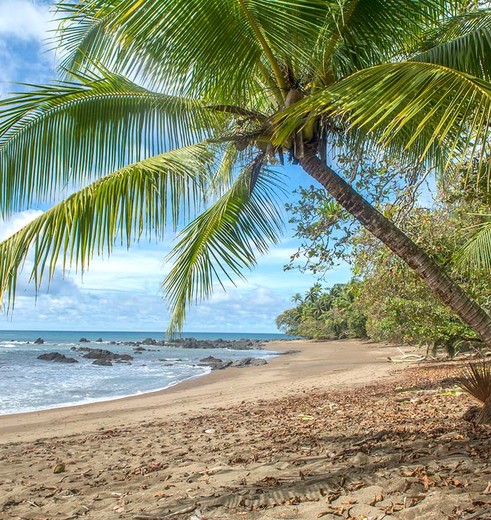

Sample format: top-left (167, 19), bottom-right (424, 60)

top-left (232, 357), bottom-right (267, 368)
top-left (34, 337), bottom-right (44, 345)
top-left (200, 356), bottom-right (222, 363)
top-left (37, 352), bottom-right (78, 363)
top-left (198, 355), bottom-right (267, 370)
top-left (79, 337), bottom-right (90, 343)
top-left (198, 356), bottom-right (233, 370)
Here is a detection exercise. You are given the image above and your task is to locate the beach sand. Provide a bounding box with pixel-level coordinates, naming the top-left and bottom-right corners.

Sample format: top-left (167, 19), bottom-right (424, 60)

top-left (1, 339), bottom-right (490, 519)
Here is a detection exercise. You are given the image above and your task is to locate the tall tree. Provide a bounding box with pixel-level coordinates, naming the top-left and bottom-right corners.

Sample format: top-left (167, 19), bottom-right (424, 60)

top-left (1, 1), bottom-right (491, 340)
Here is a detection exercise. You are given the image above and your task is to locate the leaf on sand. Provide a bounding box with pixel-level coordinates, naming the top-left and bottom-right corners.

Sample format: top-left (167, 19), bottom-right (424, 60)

top-left (298, 414), bottom-right (315, 421)
top-left (53, 463), bottom-right (65, 474)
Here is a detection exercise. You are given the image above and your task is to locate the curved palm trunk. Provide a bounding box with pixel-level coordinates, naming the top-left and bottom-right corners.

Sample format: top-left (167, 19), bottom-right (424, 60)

top-left (299, 149), bottom-right (491, 348)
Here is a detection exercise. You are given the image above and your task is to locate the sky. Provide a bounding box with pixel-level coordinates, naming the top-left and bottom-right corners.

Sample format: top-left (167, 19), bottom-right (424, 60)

top-left (0, 0), bottom-right (352, 333)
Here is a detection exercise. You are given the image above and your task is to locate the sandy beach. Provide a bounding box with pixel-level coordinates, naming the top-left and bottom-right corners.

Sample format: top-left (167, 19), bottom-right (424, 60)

top-left (1, 339), bottom-right (490, 519)
top-left (0, 339), bottom-right (395, 444)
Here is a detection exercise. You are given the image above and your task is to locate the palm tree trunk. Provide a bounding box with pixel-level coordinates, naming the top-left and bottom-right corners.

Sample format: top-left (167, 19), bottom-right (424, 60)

top-left (299, 149), bottom-right (491, 348)
top-left (477, 397), bottom-right (491, 424)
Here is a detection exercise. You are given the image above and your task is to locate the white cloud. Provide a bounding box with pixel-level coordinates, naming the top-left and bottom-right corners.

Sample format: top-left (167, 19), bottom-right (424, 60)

top-left (0, 209), bottom-right (43, 241)
top-left (0, 0), bottom-right (53, 41)
top-left (0, 0), bottom-right (57, 96)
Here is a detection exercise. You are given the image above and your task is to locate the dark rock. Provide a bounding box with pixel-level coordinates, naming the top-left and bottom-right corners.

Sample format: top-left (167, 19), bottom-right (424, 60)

top-left (80, 347), bottom-right (133, 363)
top-left (134, 346), bottom-right (146, 351)
top-left (249, 358), bottom-right (268, 366)
top-left (34, 337), bottom-right (44, 345)
top-left (79, 337), bottom-right (90, 343)
top-left (208, 360), bottom-right (233, 370)
top-left (200, 356), bottom-right (222, 363)
top-left (82, 348), bottom-right (112, 359)
top-left (198, 356), bottom-right (234, 370)
top-left (96, 338), bottom-right (104, 343)
top-left (37, 352), bottom-right (78, 363)
top-left (232, 357), bottom-right (267, 368)
top-left (92, 359), bottom-right (112, 366)
top-left (142, 338), bottom-right (157, 345)
top-left (217, 360), bottom-right (233, 370)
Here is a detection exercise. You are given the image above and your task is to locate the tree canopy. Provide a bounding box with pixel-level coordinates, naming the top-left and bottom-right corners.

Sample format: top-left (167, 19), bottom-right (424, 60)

top-left (1, 0), bottom-right (491, 336)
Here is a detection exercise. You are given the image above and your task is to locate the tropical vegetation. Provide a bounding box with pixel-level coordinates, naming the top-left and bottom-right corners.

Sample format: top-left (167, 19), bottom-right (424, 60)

top-left (276, 281), bottom-right (367, 340)
top-left (283, 170), bottom-right (491, 353)
top-left (1, 1), bottom-right (491, 338)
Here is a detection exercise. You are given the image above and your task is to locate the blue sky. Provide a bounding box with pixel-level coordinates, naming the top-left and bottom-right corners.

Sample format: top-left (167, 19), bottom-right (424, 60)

top-left (0, 0), bottom-right (352, 333)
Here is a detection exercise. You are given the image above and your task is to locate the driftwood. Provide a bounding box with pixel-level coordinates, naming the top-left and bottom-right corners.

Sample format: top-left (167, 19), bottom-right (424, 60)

top-left (388, 348), bottom-right (426, 363)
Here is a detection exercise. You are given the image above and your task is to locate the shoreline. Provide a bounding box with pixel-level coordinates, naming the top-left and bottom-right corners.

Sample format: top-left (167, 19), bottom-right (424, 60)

top-left (0, 339), bottom-right (400, 445)
top-left (3, 340), bottom-right (490, 520)
top-left (0, 335), bottom-right (276, 417)
top-left (0, 366), bottom-right (213, 418)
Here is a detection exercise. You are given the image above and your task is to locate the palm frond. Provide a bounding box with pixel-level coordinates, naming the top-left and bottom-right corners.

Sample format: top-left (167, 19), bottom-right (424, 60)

top-left (412, 9), bottom-right (491, 80)
top-left (275, 62), bottom-right (491, 177)
top-left (458, 360), bottom-right (491, 404)
top-left (0, 70), bottom-right (222, 217)
top-left (55, 2), bottom-right (120, 75)
top-left (55, 0), bottom-right (332, 102)
top-left (314, 0), bottom-right (473, 82)
top-left (455, 216), bottom-right (491, 270)
top-left (0, 144), bottom-right (214, 310)
top-left (163, 162), bottom-right (285, 333)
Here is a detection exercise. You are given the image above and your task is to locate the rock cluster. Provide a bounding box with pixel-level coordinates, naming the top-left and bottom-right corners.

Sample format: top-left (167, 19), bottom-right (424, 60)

top-left (198, 355), bottom-right (267, 370)
top-left (37, 352), bottom-right (78, 363)
top-left (118, 337), bottom-right (266, 350)
top-left (31, 336), bottom-right (268, 350)
top-left (169, 337), bottom-right (265, 350)
top-left (34, 337), bottom-right (272, 368)
top-left (74, 347), bottom-right (133, 366)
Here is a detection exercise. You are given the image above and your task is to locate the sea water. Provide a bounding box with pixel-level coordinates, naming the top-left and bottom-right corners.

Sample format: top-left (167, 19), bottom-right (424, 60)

top-left (0, 330), bottom-right (286, 415)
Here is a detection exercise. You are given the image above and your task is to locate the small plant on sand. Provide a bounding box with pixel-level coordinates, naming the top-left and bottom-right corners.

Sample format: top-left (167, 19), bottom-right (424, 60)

top-left (458, 361), bottom-right (491, 424)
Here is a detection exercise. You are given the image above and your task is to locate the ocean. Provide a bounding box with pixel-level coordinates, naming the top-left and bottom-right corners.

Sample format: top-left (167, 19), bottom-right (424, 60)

top-left (0, 330), bottom-right (287, 415)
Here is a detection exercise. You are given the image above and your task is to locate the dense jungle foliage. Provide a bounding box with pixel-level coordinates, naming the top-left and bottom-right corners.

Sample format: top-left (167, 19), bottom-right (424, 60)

top-left (277, 166), bottom-right (491, 353)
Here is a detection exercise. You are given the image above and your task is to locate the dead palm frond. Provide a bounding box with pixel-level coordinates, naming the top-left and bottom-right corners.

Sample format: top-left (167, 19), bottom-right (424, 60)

top-left (458, 361), bottom-right (491, 424)
top-left (458, 360), bottom-right (491, 404)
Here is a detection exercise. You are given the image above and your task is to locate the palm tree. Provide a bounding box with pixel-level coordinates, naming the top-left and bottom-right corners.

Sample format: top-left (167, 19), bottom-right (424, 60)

top-left (1, 0), bottom-right (491, 341)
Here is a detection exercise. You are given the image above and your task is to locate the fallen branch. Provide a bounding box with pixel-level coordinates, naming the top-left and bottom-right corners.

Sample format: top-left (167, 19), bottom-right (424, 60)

top-left (134, 505), bottom-right (197, 520)
top-left (461, 508), bottom-right (491, 520)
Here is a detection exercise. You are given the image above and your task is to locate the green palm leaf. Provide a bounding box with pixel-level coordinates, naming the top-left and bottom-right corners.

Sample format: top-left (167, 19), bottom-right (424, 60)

top-left (0, 70), bottom-right (222, 217)
top-left (163, 161), bottom-right (285, 333)
top-left (275, 62), bottom-right (491, 175)
top-left (55, 0), bottom-right (330, 104)
top-left (456, 216), bottom-right (491, 270)
top-left (314, 0), bottom-right (472, 82)
top-left (411, 9), bottom-right (491, 80)
top-left (0, 144), bottom-right (213, 310)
